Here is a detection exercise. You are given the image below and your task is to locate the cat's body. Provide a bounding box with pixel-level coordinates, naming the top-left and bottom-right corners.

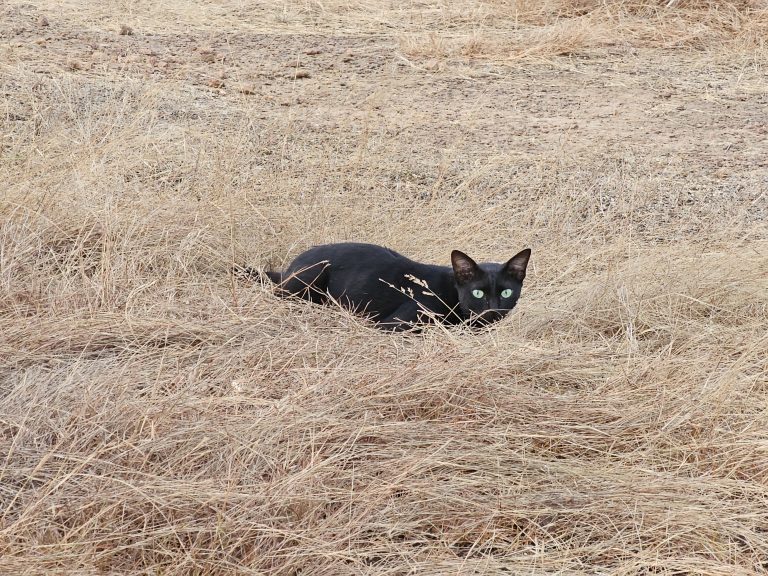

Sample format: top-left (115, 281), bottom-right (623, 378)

top-left (253, 242), bottom-right (531, 331)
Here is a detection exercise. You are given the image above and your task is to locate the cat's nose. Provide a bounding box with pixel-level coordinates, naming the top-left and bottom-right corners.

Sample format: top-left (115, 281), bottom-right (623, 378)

top-left (472, 310), bottom-right (504, 326)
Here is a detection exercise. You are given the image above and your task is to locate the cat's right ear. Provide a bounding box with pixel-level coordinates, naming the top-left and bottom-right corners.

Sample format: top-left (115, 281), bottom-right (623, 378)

top-left (504, 248), bottom-right (531, 281)
top-left (451, 250), bottom-right (480, 285)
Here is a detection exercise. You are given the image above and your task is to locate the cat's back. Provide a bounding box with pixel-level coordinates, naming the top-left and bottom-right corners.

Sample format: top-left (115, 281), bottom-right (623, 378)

top-left (297, 242), bottom-right (412, 265)
top-left (289, 243), bottom-right (445, 284)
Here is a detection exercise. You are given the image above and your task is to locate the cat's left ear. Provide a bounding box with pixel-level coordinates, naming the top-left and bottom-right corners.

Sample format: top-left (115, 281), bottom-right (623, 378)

top-left (451, 250), bottom-right (481, 285)
top-left (503, 248), bottom-right (531, 281)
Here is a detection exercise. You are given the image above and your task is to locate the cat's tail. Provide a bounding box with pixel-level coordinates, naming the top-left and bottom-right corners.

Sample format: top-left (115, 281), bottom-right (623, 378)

top-left (233, 265), bottom-right (281, 285)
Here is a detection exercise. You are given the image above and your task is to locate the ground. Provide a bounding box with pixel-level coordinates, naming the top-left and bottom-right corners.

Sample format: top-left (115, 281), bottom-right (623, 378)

top-left (1, 1), bottom-right (768, 574)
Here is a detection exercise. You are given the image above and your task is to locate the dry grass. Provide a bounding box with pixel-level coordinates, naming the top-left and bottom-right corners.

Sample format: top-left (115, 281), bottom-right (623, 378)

top-left (397, 0), bottom-right (768, 62)
top-left (2, 0), bottom-right (768, 574)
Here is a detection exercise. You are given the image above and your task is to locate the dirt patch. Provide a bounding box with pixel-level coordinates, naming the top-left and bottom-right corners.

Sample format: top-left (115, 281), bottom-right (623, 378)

top-left (3, 2), bottom-right (766, 231)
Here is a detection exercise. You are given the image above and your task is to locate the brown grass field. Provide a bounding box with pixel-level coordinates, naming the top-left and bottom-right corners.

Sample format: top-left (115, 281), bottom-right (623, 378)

top-left (2, 0), bottom-right (768, 573)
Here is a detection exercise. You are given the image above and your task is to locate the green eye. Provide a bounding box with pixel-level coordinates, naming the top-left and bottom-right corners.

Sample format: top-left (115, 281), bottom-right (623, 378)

top-left (472, 289), bottom-right (484, 299)
top-left (501, 289), bottom-right (513, 298)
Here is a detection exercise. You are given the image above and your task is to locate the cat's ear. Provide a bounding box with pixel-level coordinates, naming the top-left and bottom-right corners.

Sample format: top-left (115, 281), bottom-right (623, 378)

top-left (503, 248), bottom-right (531, 281)
top-left (451, 250), bottom-right (480, 285)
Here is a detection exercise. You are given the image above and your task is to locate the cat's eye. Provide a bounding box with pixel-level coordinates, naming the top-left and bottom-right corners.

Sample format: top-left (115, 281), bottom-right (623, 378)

top-left (501, 289), bottom-right (513, 298)
top-left (472, 289), bottom-right (484, 299)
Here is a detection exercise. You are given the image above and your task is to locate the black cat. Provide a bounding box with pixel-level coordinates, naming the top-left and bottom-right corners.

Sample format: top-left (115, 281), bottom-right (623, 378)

top-left (246, 243), bottom-right (531, 331)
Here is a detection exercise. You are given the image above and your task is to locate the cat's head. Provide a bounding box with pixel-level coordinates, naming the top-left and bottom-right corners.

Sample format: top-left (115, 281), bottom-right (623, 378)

top-left (450, 248), bottom-right (531, 327)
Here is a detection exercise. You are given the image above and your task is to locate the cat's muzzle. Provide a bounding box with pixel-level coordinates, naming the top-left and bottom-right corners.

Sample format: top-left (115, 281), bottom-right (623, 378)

top-left (468, 309), bottom-right (505, 327)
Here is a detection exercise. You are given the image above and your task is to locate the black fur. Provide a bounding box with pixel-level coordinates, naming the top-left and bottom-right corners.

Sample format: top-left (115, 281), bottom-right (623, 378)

top-left (248, 242), bottom-right (531, 331)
